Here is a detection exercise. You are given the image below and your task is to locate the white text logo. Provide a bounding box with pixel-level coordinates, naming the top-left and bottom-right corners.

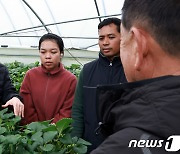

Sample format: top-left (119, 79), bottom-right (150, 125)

top-left (128, 135), bottom-right (180, 152)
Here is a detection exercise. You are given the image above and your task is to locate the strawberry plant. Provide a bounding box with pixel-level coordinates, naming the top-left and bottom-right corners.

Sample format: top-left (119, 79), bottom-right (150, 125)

top-left (0, 108), bottom-right (91, 154)
top-left (65, 64), bottom-right (81, 78)
top-left (4, 61), bottom-right (39, 91)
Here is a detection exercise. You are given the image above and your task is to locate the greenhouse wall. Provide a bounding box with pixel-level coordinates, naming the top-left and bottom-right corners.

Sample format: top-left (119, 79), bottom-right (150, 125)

top-left (0, 47), bottom-right (99, 66)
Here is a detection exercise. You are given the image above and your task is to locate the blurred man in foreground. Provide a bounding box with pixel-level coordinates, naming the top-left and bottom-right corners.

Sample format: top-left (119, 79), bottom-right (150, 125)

top-left (92, 0), bottom-right (180, 153)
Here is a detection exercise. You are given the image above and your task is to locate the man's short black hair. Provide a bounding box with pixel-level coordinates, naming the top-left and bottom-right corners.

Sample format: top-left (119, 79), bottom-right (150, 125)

top-left (39, 33), bottom-right (64, 54)
top-left (98, 17), bottom-right (121, 33)
top-left (121, 0), bottom-right (180, 56)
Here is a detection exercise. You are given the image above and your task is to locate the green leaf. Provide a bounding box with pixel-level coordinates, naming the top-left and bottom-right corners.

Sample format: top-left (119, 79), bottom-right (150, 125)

top-left (26, 122), bottom-right (47, 132)
top-left (59, 133), bottom-right (72, 144)
top-left (40, 120), bottom-right (51, 126)
top-left (0, 145), bottom-right (3, 154)
top-left (4, 134), bottom-right (21, 145)
top-left (56, 149), bottom-right (66, 154)
top-left (51, 151), bottom-right (65, 154)
top-left (16, 145), bottom-right (30, 154)
top-left (23, 129), bottom-right (34, 135)
top-left (43, 131), bottom-right (57, 143)
top-left (73, 144), bottom-right (88, 154)
top-left (31, 131), bottom-right (43, 142)
top-left (21, 137), bottom-right (28, 144)
top-left (2, 112), bottom-right (14, 119)
top-left (39, 144), bottom-right (54, 152)
top-left (76, 138), bottom-right (92, 146)
top-left (0, 108), bottom-right (8, 116)
top-left (56, 118), bottom-right (73, 134)
top-left (0, 127), bottom-right (6, 135)
top-left (31, 131), bottom-right (44, 145)
top-left (31, 141), bottom-right (41, 151)
top-left (0, 135), bottom-right (5, 142)
top-left (11, 116), bottom-right (21, 124)
top-left (71, 136), bottom-right (79, 143)
top-left (43, 124), bottom-right (57, 132)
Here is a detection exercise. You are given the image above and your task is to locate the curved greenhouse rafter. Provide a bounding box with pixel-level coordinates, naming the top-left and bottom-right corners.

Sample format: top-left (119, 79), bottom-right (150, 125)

top-left (0, 0), bottom-right (22, 44)
top-left (0, 14), bottom-right (120, 37)
top-left (94, 0), bottom-right (101, 22)
top-left (0, 0), bottom-right (125, 66)
top-left (44, 0), bottom-right (61, 35)
top-left (22, 0), bottom-right (50, 33)
top-left (0, 0), bottom-right (124, 49)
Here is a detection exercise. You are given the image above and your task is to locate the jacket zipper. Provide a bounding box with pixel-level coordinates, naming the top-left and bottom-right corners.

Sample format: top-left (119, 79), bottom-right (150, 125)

top-left (108, 61), bottom-right (113, 83)
top-left (43, 72), bottom-right (50, 119)
top-left (109, 61), bottom-right (112, 67)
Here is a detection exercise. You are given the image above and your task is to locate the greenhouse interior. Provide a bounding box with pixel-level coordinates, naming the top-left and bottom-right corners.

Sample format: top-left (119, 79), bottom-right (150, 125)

top-left (0, 0), bottom-right (124, 66)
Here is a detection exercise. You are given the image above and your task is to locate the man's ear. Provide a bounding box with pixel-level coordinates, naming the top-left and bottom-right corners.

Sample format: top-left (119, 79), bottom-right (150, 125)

top-left (131, 27), bottom-right (148, 71)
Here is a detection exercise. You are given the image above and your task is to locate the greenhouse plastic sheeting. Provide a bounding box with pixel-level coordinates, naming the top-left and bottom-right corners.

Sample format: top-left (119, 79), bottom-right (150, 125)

top-left (0, 0), bottom-right (124, 50)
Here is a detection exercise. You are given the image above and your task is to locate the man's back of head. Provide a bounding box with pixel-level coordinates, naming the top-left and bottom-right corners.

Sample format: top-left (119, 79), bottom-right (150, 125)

top-left (91, 1), bottom-right (180, 153)
top-left (120, 0), bottom-right (180, 82)
top-left (121, 0), bottom-right (180, 55)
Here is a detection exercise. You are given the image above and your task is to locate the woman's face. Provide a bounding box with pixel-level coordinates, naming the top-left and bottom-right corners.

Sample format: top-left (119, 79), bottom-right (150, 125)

top-left (39, 40), bottom-right (61, 71)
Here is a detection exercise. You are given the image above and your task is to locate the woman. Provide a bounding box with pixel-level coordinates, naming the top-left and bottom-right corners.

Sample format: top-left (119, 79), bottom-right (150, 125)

top-left (20, 33), bottom-right (77, 124)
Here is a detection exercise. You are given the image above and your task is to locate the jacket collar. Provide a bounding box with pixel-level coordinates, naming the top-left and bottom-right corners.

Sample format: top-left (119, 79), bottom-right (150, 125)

top-left (99, 52), bottom-right (122, 66)
top-left (96, 75), bottom-right (179, 136)
top-left (41, 63), bottom-right (63, 75)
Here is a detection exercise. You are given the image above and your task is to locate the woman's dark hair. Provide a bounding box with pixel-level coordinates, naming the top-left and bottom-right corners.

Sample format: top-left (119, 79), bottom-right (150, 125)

top-left (39, 33), bottom-right (64, 54)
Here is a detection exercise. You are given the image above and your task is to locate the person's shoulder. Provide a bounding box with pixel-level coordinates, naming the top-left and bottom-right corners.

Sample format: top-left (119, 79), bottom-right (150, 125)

top-left (0, 64), bottom-right (8, 74)
top-left (0, 63), bottom-right (6, 70)
top-left (63, 68), bottom-right (77, 80)
top-left (85, 59), bottom-right (99, 66)
top-left (0, 63), bottom-right (5, 67)
top-left (25, 66), bottom-right (41, 75)
top-left (84, 59), bottom-right (99, 69)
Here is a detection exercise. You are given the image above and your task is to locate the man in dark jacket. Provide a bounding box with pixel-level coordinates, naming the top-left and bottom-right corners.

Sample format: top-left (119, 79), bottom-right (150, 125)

top-left (0, 63), bottom-right (24, 117)
top-left (71, 18), bottom-right (127, 152)
top-left (91, 0), bottom-right (180, 154)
